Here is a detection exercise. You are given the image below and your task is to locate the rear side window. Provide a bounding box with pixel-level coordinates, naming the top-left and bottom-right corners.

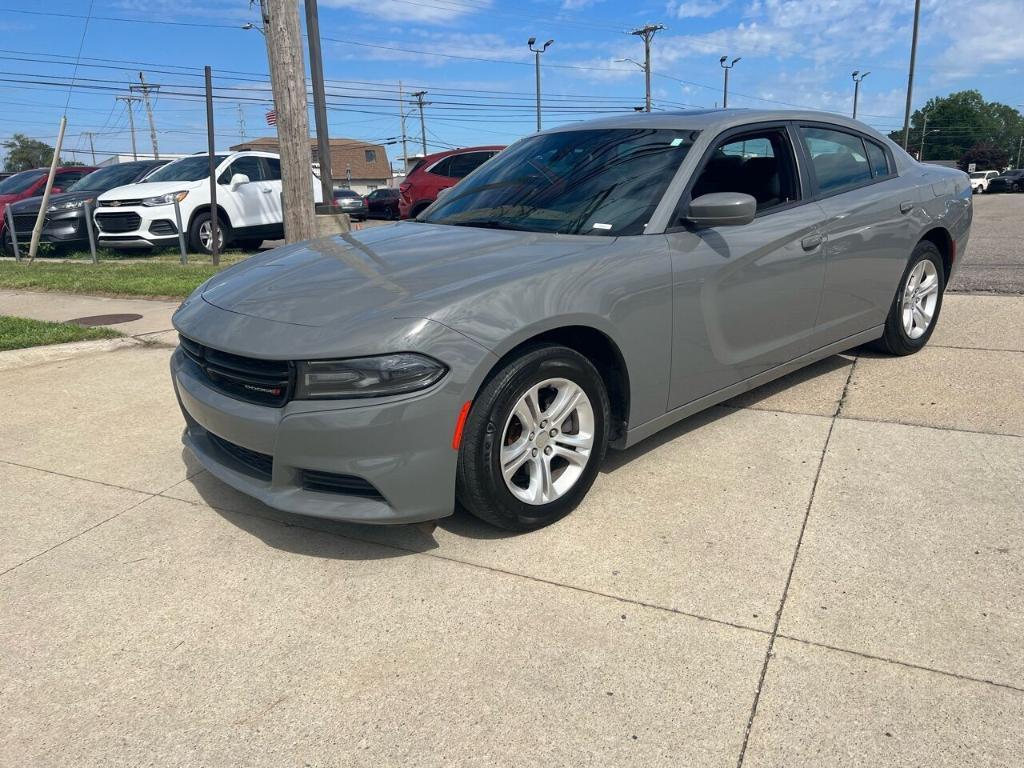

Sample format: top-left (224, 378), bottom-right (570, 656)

top-left (800, 127), bottom-right (872, 193)
top-left (446, 151), bottom-right (492, 179)
top-left (427, 157), bottom-right (453, 177)
top-left (864, 140), bottom-right (890, 178)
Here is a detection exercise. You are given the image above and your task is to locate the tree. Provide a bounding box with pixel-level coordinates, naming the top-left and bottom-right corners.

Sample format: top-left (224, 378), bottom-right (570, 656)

top-left (2, 133), bottom-right (55, 172)
top-left (888, 90), bottom-right (1024, 163)
top-left (958, 142), bottom-right (1009, 172)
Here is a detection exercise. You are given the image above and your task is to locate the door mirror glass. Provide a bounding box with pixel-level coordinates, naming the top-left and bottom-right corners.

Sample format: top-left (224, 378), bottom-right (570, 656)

top-left (230, 173), bottom-right (250, 188)
top-left (686, 192), bottom-right (757, 227)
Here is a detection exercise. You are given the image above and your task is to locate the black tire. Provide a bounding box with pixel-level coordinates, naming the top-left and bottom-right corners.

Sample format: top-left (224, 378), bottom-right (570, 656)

top-left (1013, 183), bottom-right (1021, 193)
top-left (456, 345), bottom-right (610, 531)
top-left (410, 202), bottom-right (430, 219)
top-left (1, 227), bottom-right (14, 257)
top-left (188, 210), bottom-right (231, 255)
top-left (234, 238), bottom-right (263, 251)
top-left (384, 206), bottom-right (397, 220)
top-left (871, 240), bottom-right (945, 356)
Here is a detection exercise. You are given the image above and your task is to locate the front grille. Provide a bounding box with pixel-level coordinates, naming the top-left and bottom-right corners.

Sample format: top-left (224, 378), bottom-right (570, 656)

top-left (179, 334), bottom-right (293, 407)
top-left (149, 219), bottom-right (178, 236)
top-left (208, 432), bottom-right (272, 479)
top-left (12, 214), bottom-right (40, 233)
top-left (99, 198), bottom-right (143, 207)
top-left (302, 470), bottom-right (383, 499)
top-left (95, 211), bottom-right (142, 233)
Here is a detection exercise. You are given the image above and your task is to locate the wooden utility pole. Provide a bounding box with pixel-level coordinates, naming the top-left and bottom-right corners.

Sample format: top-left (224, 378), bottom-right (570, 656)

top-left (205, 66), bottom-right (220, 265)
top-left (631, 24), bottom-right (664, 113)
top-left (412, 90), bottom-right (429, 155)
top-left (133, 73), bottom-right (160, 159)
top-left (82, 131), bottom-right (97, 164)
top-left (116, 94), bottom-right (140, 160)
top-left (398, 80), bottom-right (408, 173)
top-left (259, 0), bottom-right (315, 242)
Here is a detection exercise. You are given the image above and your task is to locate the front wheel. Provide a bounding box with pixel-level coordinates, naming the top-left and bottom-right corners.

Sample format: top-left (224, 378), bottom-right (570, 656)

top-left (457, 345), bottom-right (610, 531)
top-left (871, 240), bottom-right (945, 356)
top-left (188, 211), bottom-right (231, 256)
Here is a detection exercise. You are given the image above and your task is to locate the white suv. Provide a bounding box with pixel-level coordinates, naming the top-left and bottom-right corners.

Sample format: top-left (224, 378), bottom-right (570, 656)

top-left (94, 151), bottom-right (320, 253)
top-left (969, 170), bottom-right (999, 194)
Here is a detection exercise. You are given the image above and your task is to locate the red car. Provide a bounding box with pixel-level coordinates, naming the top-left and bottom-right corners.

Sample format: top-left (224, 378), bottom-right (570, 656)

top-left (398, 146), bottom-right (504, 219)
top-left (0, 166), bottom-right (96, 234)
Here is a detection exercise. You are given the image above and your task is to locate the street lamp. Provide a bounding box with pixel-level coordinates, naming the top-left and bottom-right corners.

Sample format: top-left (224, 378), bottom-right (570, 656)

top-left (851, 70), bottom-right (870, 119)
top-left (720, 56), bottom-right (741, 109)
top-left (920, 128), bottom-right (939, 162)
top-left (528, 37), bottom-right (554, 132)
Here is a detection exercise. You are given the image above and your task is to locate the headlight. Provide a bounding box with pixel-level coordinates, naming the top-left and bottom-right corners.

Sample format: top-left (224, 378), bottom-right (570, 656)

top-left (47, 198), bottom-right (92, 213)
top-left (142, 190), bottom-right (188, 207)
top-left (295, 354), bottom-right (447, 399)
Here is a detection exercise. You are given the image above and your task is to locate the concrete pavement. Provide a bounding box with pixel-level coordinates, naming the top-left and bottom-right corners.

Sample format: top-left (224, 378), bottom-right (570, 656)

top-left (0, 289), bottom-right (179, 337)
top-left (1, 293), bottom-right (1022, 766)
top-left (950, 193), bottom-right (1024, 294)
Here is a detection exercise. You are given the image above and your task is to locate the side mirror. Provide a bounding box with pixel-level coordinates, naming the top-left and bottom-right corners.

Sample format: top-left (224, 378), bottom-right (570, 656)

top-left (229, 173), bottom-right (250, 188)
top-left (685, 192), bottom-right (757, 227)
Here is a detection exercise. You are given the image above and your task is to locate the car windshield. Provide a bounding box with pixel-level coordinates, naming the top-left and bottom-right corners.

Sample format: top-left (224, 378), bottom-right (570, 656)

top-left (143, 156), bottom-right (227, 183)
top-left (421, 128), bottom-right (696, 236)
top-left (69, 164), bottom-right (152, 192)
top-left (0, 169), bottom-right (45, 194)
top-left (969, 172), bottom-right (986, 179)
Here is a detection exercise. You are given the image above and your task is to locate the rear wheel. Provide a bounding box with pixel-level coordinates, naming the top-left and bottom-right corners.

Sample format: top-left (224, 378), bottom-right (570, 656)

top-left (384, 206), bottom-right (397, 220)
top-left (871, 240), bottom-right (945, 356)
top-left (457, 345), bottom-right (610, 531)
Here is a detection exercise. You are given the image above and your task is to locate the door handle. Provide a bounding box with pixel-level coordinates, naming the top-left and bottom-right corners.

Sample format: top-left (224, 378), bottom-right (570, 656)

top-left (801, 233), bottom-right (824, 251)
top-left (899, 200), bottom-right (914, 214)
top-left (260, 187), bottom-right (273, 193)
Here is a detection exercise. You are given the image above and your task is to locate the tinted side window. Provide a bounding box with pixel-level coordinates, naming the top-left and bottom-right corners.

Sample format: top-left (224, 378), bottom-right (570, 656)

top-left (219, 156), bottom-right (265, 184)
top-left (689, 129), bottom-right (798, 214)
top-left (428, 157), bottom-right (453, 177)
top-left (865, 140), bottom-right (890, 178)
top-left (447, 152), bottom-right (491, 179)
top-left (263, 157), bottom-right (281, 180)
top-left (57, 170), bottom-right (88, 184)
top-left (800, 127), bottom-right (872, 193)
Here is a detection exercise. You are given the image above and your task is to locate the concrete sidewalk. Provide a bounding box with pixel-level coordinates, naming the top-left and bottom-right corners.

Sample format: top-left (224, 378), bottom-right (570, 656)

top-left (1, 293), bottom-right (1022, 767)
top-left (0, 289), bottom-right (179, 337)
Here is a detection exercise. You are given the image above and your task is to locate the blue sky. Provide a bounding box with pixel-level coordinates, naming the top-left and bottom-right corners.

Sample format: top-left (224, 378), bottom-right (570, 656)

top-left (1, 0), bottom-right (1021, 171)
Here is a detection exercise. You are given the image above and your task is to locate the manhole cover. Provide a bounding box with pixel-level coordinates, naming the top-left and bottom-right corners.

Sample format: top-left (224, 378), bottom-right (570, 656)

top-left (67, 313), bottom-right (143, 327)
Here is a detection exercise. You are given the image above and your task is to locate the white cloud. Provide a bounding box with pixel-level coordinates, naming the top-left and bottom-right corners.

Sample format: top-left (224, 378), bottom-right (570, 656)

top-left (319, 0), bottom-right (492, 24)
top-left (928, 0), bottom-right (1024, 71)
top-left (666, 0), bottom-right (731, 19)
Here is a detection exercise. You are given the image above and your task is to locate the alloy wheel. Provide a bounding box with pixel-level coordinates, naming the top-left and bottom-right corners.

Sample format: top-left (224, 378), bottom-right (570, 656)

top-left (901, 259), bottom-right (940, 340)
top-left (500, 377), bottom-right (595, 505)
top-left (199, 220), bottom-right (224, 251)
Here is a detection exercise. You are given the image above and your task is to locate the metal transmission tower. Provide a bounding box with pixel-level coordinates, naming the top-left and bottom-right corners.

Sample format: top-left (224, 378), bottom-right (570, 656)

top-left (131, 73), bottom-right (160, 159)
top-left (115, 95), bottom-right (141, 160)
top-left (411, 91), bottom-right (430, 155)
top-left (630, 24), bottom-right (664, 112)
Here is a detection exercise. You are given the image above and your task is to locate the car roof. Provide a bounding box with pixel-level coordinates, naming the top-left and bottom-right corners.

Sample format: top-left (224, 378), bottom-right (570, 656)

top-left (417, 145), bottom-right (506, 164)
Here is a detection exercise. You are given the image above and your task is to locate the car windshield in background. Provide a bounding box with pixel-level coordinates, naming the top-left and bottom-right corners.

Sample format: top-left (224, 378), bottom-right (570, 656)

top-left (421, 128), bottom-right (697, 236)
top-left (69, 164), bottom-right (149, 192)
top-left (334, 190), bottom-right (360, 198)
top-left (969, 172), bottom-right (987, 179)
top-left (0, 169), bottom-right (45, 194)
top-left (143, 156), bottom-right (227, 183)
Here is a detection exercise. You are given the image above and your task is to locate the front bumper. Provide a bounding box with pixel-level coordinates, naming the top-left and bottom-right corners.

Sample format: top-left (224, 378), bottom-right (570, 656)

top-left (7, 209), bottom-right (90, 246)
top-left (170, 321), bottom-right (491, 524)
top-left (94, 204), bottom-right (180, 248)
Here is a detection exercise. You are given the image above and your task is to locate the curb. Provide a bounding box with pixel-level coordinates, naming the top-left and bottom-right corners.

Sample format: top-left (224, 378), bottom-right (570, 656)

top-left (0, 336), bottom-right (147, 372)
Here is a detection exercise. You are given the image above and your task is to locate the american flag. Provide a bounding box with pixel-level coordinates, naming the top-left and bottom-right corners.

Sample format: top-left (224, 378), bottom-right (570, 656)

top-left (265, 109), bottom-right (277, 126)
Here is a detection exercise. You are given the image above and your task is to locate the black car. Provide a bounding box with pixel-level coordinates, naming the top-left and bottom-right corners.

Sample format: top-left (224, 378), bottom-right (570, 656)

top-left (331, 188), bottom-right (368, 221)
top-left (986, 169), bottom-right (1024, 193)
top-left (364, 187), bottom-right (400, 219)
top-left (3, 160), bottom-right (167, 254)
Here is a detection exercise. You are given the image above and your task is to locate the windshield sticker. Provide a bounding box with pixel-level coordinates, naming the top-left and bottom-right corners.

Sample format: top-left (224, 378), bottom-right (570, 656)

top-left (592, 223), bottom-right (613, 230)
top-left (670, 138), bottom-right (684, 146)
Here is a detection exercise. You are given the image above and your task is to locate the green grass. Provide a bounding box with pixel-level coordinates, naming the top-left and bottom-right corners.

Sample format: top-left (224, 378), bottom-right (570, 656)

top-left (0, 315), bottom-right (123, 351)
top-left (0, 256), bottom-right (246, 299)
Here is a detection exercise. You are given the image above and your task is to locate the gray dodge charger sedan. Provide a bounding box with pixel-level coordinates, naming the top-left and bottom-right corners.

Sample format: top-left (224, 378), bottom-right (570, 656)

top-left (172, 109), bottom-right (971, 530)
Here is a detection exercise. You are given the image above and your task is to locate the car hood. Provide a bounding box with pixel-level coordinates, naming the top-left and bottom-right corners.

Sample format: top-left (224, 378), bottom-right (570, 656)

top-left (9, 190), bottom-right (97, 214)
top-left (97, 179), bottom-right (203, 201)
top-left (199, 222), bottom-right (609, 328)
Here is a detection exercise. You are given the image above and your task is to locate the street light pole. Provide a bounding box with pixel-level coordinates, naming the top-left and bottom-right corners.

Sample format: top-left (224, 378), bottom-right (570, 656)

top-left (901, 0), bottom-right (922, 149)
top-left (631, 24), bottom-right (665, 112)
top-left (304, 0), bottom-right (334, 207)
top-left (720, 56), bottom-right (741, 109)
top-left (851, 70), bottom-right (870, 119)
top-left (527, 37), bottom-right (554, 132)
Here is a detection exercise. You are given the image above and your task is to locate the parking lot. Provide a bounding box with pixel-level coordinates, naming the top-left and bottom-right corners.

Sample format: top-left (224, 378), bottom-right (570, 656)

top-left (2, 197), bottom-right (1023, 766)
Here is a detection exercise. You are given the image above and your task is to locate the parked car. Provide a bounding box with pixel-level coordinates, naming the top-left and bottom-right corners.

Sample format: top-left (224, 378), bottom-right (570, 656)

top-left (2, 160), bottom-right (166, 254)
top-left (0, 165), bottom-right (96, 242)
top-left (968, 170), bottom-right (1000, 194)
top-left (172, 110), bottom-right (971, 532)
top-left (94, 152), bottom-right (320, 254)
top-left (364, 187), bottom-right (400, 219)
top-left (398, 145), bottom-right (504, 219)
top-left (986, 169), bottom-right (1024, 193)
top-left (331, 188), bottom-right (368, 221)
